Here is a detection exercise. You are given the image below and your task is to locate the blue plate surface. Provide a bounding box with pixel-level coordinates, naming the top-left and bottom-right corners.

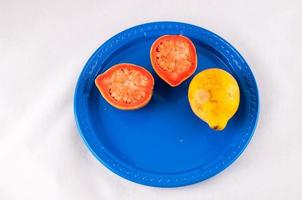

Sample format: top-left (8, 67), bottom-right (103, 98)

top-left (74, 22), bottom-right (259, 187)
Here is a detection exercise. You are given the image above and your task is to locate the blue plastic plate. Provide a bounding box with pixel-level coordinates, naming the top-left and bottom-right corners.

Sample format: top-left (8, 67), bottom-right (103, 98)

top-left (74, 22), bottom-right (259, 187)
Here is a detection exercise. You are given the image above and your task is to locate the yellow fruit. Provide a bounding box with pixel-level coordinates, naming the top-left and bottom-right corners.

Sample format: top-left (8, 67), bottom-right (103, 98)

top-left (188, 68), bottom-right (240, 131)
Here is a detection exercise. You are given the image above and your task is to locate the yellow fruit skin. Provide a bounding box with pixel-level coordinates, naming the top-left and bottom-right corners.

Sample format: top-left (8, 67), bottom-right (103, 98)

top-left (188, 68), bottom-right (240, 131)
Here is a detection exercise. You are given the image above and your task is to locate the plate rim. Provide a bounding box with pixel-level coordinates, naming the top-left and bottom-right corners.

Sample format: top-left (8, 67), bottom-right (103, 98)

top-left (74, 21), bottom-right (260, 187)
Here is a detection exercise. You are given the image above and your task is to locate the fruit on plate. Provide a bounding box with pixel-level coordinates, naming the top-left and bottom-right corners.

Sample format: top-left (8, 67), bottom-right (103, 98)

top-left (188, 68), bottom-right (240, 130)
top-left (150, 35), bottom-right (197, 87)
top-left (95, 63), bottom-right (154, 110)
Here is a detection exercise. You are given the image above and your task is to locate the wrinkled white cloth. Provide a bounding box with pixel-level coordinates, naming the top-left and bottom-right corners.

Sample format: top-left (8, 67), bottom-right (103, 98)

top-left (1, 0), bottom-right (302, 199)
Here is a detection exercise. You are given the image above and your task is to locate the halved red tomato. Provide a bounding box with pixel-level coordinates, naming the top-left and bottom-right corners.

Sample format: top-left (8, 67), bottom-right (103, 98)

top-left (95, 63), bottom-right (154, 110)
top-left (150, 35), bottom-right (197, 87)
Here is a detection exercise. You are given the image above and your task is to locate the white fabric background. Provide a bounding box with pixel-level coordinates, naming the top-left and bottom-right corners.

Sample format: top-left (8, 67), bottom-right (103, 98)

top-left (1, 0), bottom-right (302, 199)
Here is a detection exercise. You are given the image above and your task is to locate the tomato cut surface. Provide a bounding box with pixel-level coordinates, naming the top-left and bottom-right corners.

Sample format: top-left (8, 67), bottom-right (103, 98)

top-left (150, 35), bottom-right (197, 87)
top-left (95, 63), bottom-right (154, 110)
